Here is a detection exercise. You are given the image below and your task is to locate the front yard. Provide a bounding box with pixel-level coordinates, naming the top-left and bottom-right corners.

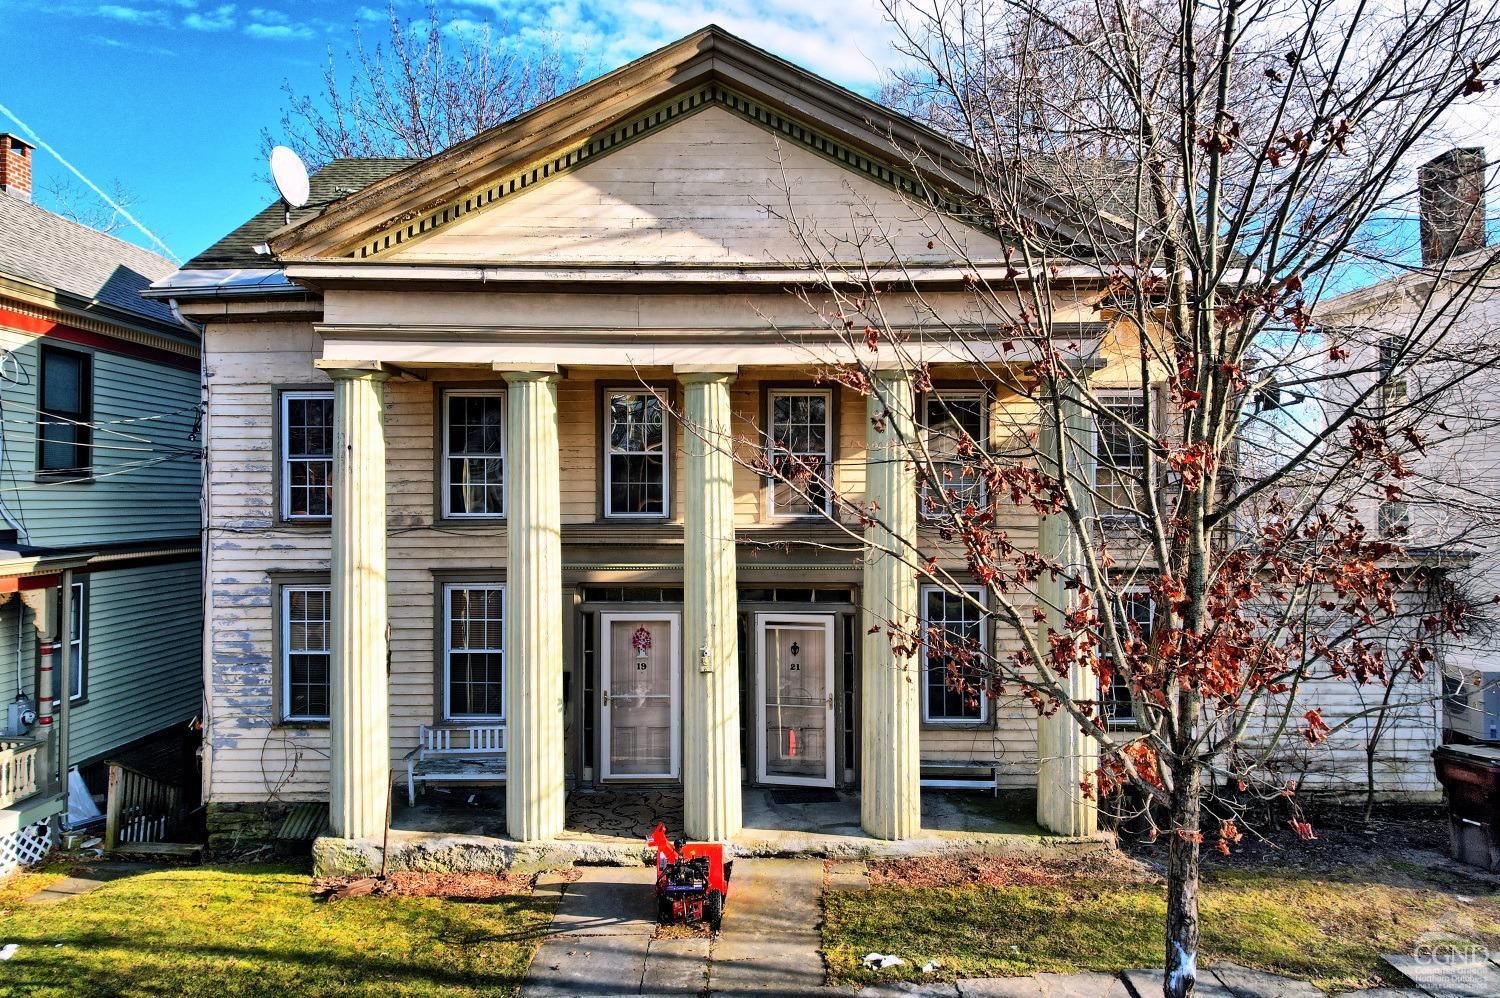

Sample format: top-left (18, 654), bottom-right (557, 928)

top-left (0, 864), bottom-right (556, 997)
top-left (824, 805), bottom-right (1500, 993)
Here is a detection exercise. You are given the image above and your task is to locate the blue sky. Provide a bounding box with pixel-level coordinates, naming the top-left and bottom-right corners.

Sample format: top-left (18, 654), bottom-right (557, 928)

top-left (0, 1), bottom-right (899, 263)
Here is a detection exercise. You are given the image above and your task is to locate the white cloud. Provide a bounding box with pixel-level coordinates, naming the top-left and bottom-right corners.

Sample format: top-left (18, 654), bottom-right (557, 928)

top-left (182, 2), bottom-right (233, 31)
top-left (246, 6), bottom-right (286, 24)
top-left (245, 21), bottom-right (312, 40)
top-left (95, 3), bottom-right (167, 24)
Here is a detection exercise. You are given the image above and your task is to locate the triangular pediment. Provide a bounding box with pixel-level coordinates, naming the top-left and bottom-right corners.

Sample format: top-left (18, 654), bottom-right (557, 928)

top-left (375, 102), bottom-right (1008, 267)
top-left (269, 26), bottom-right (1109, 269)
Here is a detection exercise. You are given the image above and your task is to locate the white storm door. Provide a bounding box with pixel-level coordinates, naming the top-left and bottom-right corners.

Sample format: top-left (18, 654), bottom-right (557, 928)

top-left (600, 612), bottom-right (681, 781)
top-left (756, 613), bottom-right (836, 787)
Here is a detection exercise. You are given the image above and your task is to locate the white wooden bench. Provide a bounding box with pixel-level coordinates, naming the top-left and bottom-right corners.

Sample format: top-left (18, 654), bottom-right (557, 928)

top-left (920, 759), bottom-right (1002, 796)
top-left (404, 724), bottom-right (507, 805)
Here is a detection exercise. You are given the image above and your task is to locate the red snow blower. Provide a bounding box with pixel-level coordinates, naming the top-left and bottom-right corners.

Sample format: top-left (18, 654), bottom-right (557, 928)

top-left (647, 823), bottom-right (732, 931)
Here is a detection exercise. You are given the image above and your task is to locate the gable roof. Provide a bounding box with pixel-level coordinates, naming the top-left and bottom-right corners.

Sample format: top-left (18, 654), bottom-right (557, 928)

top-left (183, 157), bottom-right (420, 270)
top-left (0, 193), bottom-right (179, 327)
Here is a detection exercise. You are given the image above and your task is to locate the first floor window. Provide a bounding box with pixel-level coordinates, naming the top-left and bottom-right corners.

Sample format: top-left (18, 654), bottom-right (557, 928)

top-left (768, 390), bottom-right (832, 518)
top-left (1095, 390), bottom-right (1148, 517)
top-left (282, 392), bottom-right (334, 520)
top-left (605, 391), bottom-right (668, 517)
top-left (1103, 589), bottom-right (1153, 727)
top-left (445, 584), bottom-right (505, 720)
top-left (921, 585), bottom-right (987, 723)
top-left (38, 345), bottom-right (92, 475)
top-left (282, 586), bottom-right (331, 722)
top-left (921, 390), bottom-right (989, 518)
top-left (443, 390), bottom-right (505, 518)
top-left (64, 581), bottom-right (86, 701)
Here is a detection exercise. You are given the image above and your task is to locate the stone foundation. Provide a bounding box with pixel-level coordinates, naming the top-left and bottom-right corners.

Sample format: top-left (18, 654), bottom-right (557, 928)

top-left (312, 832), bottom-right (651, 877)
top-left (205, 802), bottom-right (306, 859)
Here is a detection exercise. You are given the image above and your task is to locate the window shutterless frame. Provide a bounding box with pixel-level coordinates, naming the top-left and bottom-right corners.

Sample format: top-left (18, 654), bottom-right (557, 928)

top-left (1092, 388), bottom-right (1150, 519)
top-left (919, 389), bottom-right (990, 519)
top-left (919, 584), bottom-right (989, 724)
top-left (443, 583), bottom-right (506, 722)
top-left (280, 390), bottom-right (335, 521)
top-left (441, 389), bottom-right (506, 519)
top-left (765, 388), bottom-right (834, 520)
top-left (755, 612), bottom-right (837, 787)
top-left (67, 580), bottom-right (86, 702)
top-left (1102, 587), bottom-right (1153, 729)
top-left (37, 343), bottom-right (92, 477)
top-left (281, 584), bottom-right (332, 723)
top-left (602, 389), bottom-right (671, 519)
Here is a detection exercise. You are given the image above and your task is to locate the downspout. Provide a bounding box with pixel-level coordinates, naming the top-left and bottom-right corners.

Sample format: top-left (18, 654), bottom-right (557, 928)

top-left (169, 297), bottom-right (211, 806)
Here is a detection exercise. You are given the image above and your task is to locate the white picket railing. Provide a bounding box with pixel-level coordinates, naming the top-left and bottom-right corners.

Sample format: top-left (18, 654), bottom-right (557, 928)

top-left (0, 738), bottom-right (41, 809)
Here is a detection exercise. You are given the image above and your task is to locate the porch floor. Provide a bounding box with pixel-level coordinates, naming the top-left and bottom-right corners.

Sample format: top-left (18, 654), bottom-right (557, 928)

top-left (367, 785), bottom-right (1086, 870)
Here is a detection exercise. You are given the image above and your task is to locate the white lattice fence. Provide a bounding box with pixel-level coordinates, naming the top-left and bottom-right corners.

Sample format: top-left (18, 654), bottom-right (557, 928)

top-left (0, 820), bottom-right (52, 878)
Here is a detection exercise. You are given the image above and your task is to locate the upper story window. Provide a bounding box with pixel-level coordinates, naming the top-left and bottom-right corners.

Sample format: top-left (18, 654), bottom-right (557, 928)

top-left (921, 390), bottom-right (989, 518)
top-left (444, 584), bottom-right (505, 721)
top-left (1103, 588), bottom-right (1153, 728)
top-left (604, 390), bottom-right (669, 518)
top-left (281, 585), bottom-right (331, 723)
top-left (38, 345), bottom-right (92, 476)
top-left (921, 584), bottom-right (988, 723)
top-left (767, 389), bottom-right (832, 519)
top-left (282, 391), bottom-right (334, 521)
top-left (443, 390), bottom-right (505, 518)
top-left (1094, 390), bottom-right (1148, 518)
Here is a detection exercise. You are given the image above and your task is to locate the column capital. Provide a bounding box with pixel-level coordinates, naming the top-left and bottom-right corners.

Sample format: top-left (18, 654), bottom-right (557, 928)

top-left (496, 364), bottom-right (564, 382)
top-left (314, 360), bottom-right (392, 381)
top-left (675, 365), bottom-right (738, 384)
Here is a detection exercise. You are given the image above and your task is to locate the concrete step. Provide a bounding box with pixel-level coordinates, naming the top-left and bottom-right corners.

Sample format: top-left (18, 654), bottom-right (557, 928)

top-left (107, 840), bottom-right (204, 864)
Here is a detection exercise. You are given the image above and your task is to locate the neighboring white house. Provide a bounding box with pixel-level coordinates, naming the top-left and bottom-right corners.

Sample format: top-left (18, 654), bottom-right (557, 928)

top-left (1318, 146), bottom-right (1500, 745)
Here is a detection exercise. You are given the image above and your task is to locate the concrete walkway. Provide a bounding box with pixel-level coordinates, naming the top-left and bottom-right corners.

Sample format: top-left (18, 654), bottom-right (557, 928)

top-left (519, 859), bottom-right (1484, 998)
top-left (24, 862), bottom-right (153, 904)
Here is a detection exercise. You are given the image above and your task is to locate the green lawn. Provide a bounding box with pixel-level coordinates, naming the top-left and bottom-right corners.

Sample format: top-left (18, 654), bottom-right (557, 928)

top-left (823, 864), bottom-right (1500, 992)
top-left (0, 864), bottom-right (556, 997)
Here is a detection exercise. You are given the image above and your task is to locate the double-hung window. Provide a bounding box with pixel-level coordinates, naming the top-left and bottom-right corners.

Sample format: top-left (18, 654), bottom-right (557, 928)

top-left (66, 581), bottom-right (86, 701)
top-left (443, 390), bottom-right (505, 518)
top-left (921, 390), bottom-right (988, 518)
top-left (1102, 589), bottom-right (1153, 728)
top-left (282, 585), bottom-right (331, 722)
top-left (920, 584), bottom-right (988, 723)
top-left (767, 390), bottom-right (832, 519)
top-left (1094, 390), bottom-right (1148, 518)
top-left (282, 392), bottom-right (334, 520)
top-left (38, 345), bottom-right (92, 476)
top-left (444, 584), bottom-right (505, 720)
top-left (604, 390), bottom-right (669, 518)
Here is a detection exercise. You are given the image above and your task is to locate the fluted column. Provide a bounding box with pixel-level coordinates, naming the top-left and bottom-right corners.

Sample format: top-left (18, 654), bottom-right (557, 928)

top-left (503, 370), bottom-right (565, 842)
top-left (1035, 383), bottom-right (1099, 836)
top-left (680, 371), bottom-right (743, 842)
top-left (328, 367), bottom-right (391, 840)
top-left (861, 367), bottom-right (921, 840)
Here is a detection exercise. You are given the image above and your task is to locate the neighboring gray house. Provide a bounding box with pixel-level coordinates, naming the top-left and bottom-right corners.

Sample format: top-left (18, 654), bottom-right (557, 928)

top-left (0, 134), bottom-right (201, 872)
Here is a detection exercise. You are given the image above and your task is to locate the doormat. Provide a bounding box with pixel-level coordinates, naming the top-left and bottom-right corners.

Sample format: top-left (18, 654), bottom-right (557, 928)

top-left (767, 787), bottom-right (840, 805)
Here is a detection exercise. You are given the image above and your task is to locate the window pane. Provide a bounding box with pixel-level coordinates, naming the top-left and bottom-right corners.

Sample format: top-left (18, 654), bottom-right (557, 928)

top-left (285, 395), bottom-right (334, 519)
top-left (769, 393), bottom-right (832, 517)
top-left (606, 393), bottom-right (667, 516)
top-left (447, 586), bottom-right (504, 719)
top-left (42, 350), bottom-right (84, 415)
top-left (285, 588), bottom-right (331, 721)
top-left (923, 588), bottom-right (985, 721)
top-left (1104, 591), bottom-right (1152, 726)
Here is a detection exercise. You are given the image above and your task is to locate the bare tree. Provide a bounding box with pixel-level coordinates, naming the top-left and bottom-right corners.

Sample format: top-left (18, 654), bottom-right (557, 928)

top-left (262, 2), bottom-right (578, 169)
top-left (38, 175), bottom-right (138, 237)
top-left (722, 2), bottom-right (1500, 996)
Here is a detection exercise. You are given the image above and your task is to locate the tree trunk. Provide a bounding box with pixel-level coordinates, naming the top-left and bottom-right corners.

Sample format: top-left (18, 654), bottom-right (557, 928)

top-left (1164, 756), bottom-right (1202, 998)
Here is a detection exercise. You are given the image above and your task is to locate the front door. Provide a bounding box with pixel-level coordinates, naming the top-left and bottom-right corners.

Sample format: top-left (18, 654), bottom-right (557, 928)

top-left (756, 613), bottom-right (836, 787)
top-left (601, 612), bottom-right (681, 781)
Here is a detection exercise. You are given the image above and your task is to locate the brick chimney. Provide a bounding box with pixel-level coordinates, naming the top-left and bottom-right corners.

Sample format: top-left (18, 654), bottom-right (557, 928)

top-left (0, 134), bottom-right (33, 201)
top-left (1419, 147), bottom-right (1487, 264)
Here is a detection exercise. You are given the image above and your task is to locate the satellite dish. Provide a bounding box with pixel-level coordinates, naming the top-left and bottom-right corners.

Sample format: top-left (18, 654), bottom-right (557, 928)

top-left (269, 146), bottom-right (310, 210)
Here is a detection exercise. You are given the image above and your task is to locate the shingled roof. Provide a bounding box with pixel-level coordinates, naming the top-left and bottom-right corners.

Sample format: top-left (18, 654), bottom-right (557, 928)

top-left (183, 158), bottom-right (421, 270)
top-left (0, 193), bottom-right (179, 327)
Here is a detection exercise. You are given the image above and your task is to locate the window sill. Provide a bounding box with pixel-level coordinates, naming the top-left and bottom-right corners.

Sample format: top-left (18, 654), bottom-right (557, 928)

top-left (277, 518), bottom-right (333, 528)
top-left (276, 719), bottom-right (330, 729)
top-left (35, 471), bottom-right (94, 485)
top-left (921, 718), bottom-right (993, 731)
